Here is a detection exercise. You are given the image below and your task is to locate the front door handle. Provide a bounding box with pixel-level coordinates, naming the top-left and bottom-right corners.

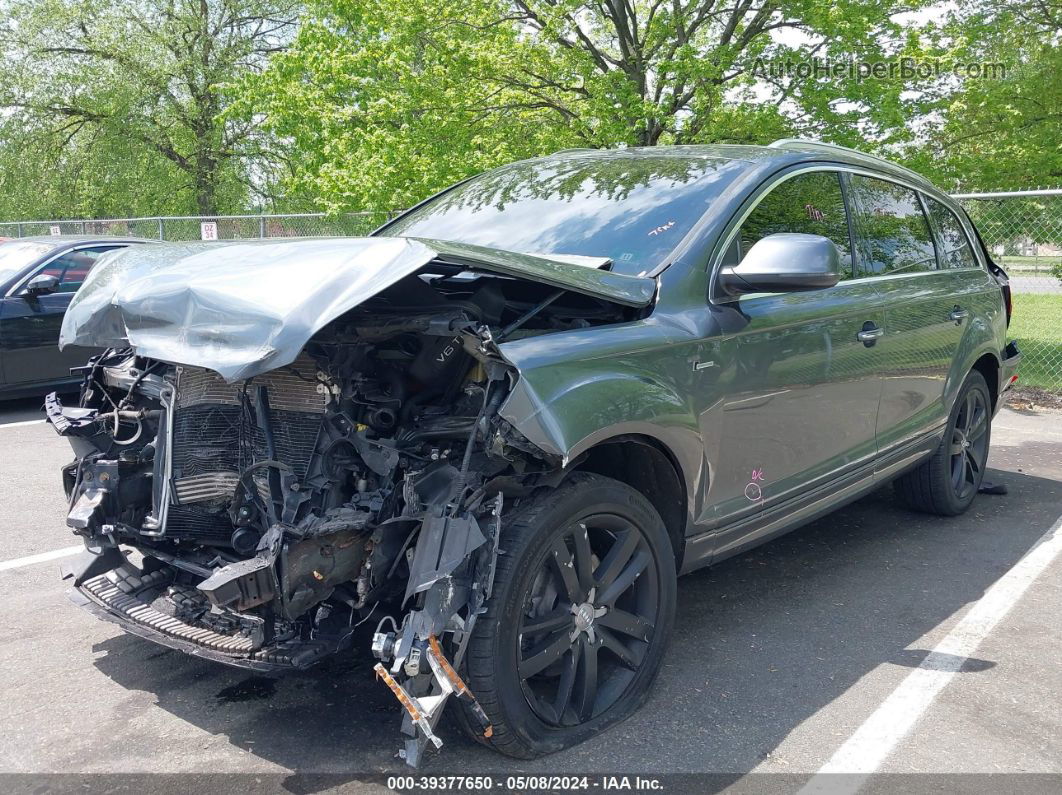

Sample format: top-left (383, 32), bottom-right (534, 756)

top-left (949, 306), bottom-right (969, 324)
top-left (857, 323), bottom-right (884, 346)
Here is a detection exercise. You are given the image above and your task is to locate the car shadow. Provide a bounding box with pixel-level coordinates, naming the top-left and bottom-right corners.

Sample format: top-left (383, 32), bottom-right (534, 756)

top-left (0, 396), bottom-right (49, 423)
top-left (0, 392), bottom-right (77, 423)
top-left (88, 466), bottom-right (1062, 785)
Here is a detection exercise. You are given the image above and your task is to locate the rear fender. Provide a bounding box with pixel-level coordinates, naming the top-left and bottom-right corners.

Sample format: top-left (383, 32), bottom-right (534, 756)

top-left (944, 284), bottom-right (1006, 410)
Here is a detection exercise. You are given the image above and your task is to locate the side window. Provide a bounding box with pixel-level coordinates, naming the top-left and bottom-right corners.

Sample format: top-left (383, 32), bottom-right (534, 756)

top-left (738, 171), bottom-right (853, 280)
top-left (924, 196), bottom-right (978, 269)
top-left (850, 175), bottom-right (936, 275)
top-left (37, 246), bottom-right (123, 293)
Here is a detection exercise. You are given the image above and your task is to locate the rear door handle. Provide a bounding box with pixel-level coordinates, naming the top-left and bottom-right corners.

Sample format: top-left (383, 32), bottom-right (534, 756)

top-left (949, 307), bottom-right (969, 323)
top-left (857, 323), bottom-right (884, 345)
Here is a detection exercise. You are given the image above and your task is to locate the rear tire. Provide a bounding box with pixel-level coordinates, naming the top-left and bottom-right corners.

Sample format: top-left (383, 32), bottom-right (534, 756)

top-left (895, 370), bottom-right (992, 516)
top-left (455, 472), bottom-right (676, 758)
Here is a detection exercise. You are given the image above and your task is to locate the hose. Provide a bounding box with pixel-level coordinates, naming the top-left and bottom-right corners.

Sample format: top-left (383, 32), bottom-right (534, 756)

top-left (447, 381), bottom-right (498, 512)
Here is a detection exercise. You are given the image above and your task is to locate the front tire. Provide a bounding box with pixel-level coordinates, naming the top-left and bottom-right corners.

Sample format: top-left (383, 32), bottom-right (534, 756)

top-left (457, 472), bottom-right (676, 758)
top-left (895, 370), bottom-right (992, 516)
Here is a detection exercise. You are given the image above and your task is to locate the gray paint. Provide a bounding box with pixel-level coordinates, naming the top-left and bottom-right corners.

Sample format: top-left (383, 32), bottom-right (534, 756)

top-left (488, 145), bottom-right (1010, 569)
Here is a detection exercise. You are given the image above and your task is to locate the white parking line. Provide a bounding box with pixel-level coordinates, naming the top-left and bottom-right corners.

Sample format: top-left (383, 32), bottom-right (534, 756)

top-left (801, 512), bottom-right (1062, 793)
top-left (0, 419), bottom-right (46, 429)
top-left (0, 545), bottom-right (83, 572)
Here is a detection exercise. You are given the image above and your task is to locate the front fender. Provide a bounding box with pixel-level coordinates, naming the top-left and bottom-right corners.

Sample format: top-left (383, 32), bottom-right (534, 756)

top-left (494, 320), bottom-right (709, 536)
top-left (499, 364), bottom-right (698, 466)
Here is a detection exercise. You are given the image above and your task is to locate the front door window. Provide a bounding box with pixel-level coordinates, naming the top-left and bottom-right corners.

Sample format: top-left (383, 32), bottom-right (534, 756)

top-left (738, 170), bottom-right (854, 280)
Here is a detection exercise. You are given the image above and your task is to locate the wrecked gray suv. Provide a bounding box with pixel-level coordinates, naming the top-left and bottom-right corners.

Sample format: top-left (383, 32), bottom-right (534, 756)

top-left (49, 140), bottom-right (1019, 765)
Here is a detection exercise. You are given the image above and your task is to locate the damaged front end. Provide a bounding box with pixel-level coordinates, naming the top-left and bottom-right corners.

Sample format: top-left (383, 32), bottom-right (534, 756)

top-left (49, 242), bottom-right (643, 765)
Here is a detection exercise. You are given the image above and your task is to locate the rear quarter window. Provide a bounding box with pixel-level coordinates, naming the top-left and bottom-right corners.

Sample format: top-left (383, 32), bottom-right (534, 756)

top-left (924, 196), bottom-right (979, 269)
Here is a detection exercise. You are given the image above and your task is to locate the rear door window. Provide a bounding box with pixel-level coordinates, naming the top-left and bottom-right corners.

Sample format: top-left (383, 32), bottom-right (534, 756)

top-left (737, 170), bottom-right (854, 280)
top-left (924, 196), bottom-right (979, 269)
top-left (850, 175), bottom-right (937, 275)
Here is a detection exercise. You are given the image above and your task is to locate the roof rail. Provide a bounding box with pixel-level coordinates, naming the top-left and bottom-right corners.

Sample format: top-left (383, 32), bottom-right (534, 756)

top-left (768, 138), bottom-right (933, 186)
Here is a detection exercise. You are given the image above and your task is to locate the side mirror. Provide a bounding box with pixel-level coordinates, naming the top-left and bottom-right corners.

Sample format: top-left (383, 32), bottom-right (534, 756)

top-left (718, 233), bottom-right (841, 297)
top-left (24, 273), bottom-right (60, 296)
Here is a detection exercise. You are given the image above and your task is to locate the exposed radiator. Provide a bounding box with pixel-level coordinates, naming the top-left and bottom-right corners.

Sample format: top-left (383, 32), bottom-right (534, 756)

top-left (165, 355), bottom-right (327, 539)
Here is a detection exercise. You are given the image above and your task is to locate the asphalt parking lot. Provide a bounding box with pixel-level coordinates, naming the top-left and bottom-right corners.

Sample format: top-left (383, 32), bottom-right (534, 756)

top-left (0, 393), bottom-right (1060, 791)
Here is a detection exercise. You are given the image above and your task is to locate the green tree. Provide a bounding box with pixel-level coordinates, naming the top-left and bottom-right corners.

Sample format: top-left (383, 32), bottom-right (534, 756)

top-left (230, 0), bottom-right (580, 212)
top-left (500, 0), bottom-right (923, 148)
top-left (0, 0), bottom-right (299, 217)
top-left (241, 0), bottom-right (930, 212)
top-left (0, 114), bottom-right (196, 220)
top-left (904, 0), bottom-right (1062, 190)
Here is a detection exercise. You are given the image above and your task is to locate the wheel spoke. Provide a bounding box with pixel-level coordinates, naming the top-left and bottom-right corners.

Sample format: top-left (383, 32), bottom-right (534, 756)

top-left (968, 405), bottom-right (987, 442)
top-left (966, 449), bottom-right (981, 477)
top-left (596, 608), bottom-right (652, 642)
top-left (518, 510), bottom-right (663, 729)
top-left (598, 548), bottom-right (650, 606)
top-left (519, 630), bottom-right (572, 679)
top-left (548, 537), bottom-right (583, 603)
top-left (574, 637), bottom-right (598, 721)
top-left (598, 627), bottom-right (640, 671)
top-left (594, 530), bottom-right (639, 590)
top-left (522, 608), bottom-right (573, 638)
top-left (963, 392), bottom-right (975, 432)
top-left (952, 452), bottom-right (964, 491)
top-left (552, 643), bottom-right (580, 721)
top-left (571, 522), bottom-right (595, 594)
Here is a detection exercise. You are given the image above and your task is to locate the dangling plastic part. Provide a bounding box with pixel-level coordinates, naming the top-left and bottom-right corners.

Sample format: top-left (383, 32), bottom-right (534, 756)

top-left (373, 663), bottom-right (444, 750)
top-left (427, 634), bottom-right (493, 738)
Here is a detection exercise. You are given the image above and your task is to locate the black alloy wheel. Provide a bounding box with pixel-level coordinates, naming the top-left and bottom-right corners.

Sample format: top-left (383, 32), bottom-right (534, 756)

top-left (516, 514), bottom-right (658, 727)
top-left (949, 386), bottom-right (990, 501)
top-left (895, 369), bottom-right (993, 516)
top-left (455, 472), bottom-right (676, 758)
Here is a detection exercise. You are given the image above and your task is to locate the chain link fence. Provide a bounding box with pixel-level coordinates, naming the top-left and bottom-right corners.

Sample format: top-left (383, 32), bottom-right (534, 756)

top-left (0, 211), bottom-right (398, 242)
top-left (957, 190), bottom-right (1062, 393)
top-left (2, 194), bottom-right (1060, 391)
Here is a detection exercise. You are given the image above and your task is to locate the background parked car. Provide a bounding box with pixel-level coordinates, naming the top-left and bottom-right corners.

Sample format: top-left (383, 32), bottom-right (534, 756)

top-left (0, 236), bottom-right (147, 399)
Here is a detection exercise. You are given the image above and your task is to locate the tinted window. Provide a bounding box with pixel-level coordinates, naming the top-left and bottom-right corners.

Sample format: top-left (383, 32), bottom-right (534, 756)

top-left (924, 196), bottom-right (978, 269)
top-left (383, 155), bottom-right (748, 276)
top-left (738, 171), bottom-right (853, 280)
top-left (851, 175), bottom-right (936, 275)
top-left (37, 246), bottom-right (122, 293)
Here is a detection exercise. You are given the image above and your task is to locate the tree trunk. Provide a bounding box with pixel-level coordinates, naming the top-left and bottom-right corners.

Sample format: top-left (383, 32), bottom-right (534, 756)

top-left (193, 148), bottom-right (219, 216)
top-left (637, 119), bottom-right (663, 146)
top-left (195, 178), bottom-right (217, 215)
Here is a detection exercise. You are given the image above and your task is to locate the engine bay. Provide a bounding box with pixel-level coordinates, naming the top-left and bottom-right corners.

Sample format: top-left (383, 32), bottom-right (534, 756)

top-left (47, 265), bottom-right (635, 764)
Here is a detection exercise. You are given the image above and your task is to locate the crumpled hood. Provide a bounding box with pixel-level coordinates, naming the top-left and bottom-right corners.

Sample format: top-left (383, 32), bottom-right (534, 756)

top-left (60, 236), bottom-right (655, 382)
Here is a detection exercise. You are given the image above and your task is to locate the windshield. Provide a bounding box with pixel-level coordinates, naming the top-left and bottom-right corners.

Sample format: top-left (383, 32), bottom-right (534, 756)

top-left (382, 153), bottom-right (745, 276)
top-left (0, 240), bottom-right (55, 284)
